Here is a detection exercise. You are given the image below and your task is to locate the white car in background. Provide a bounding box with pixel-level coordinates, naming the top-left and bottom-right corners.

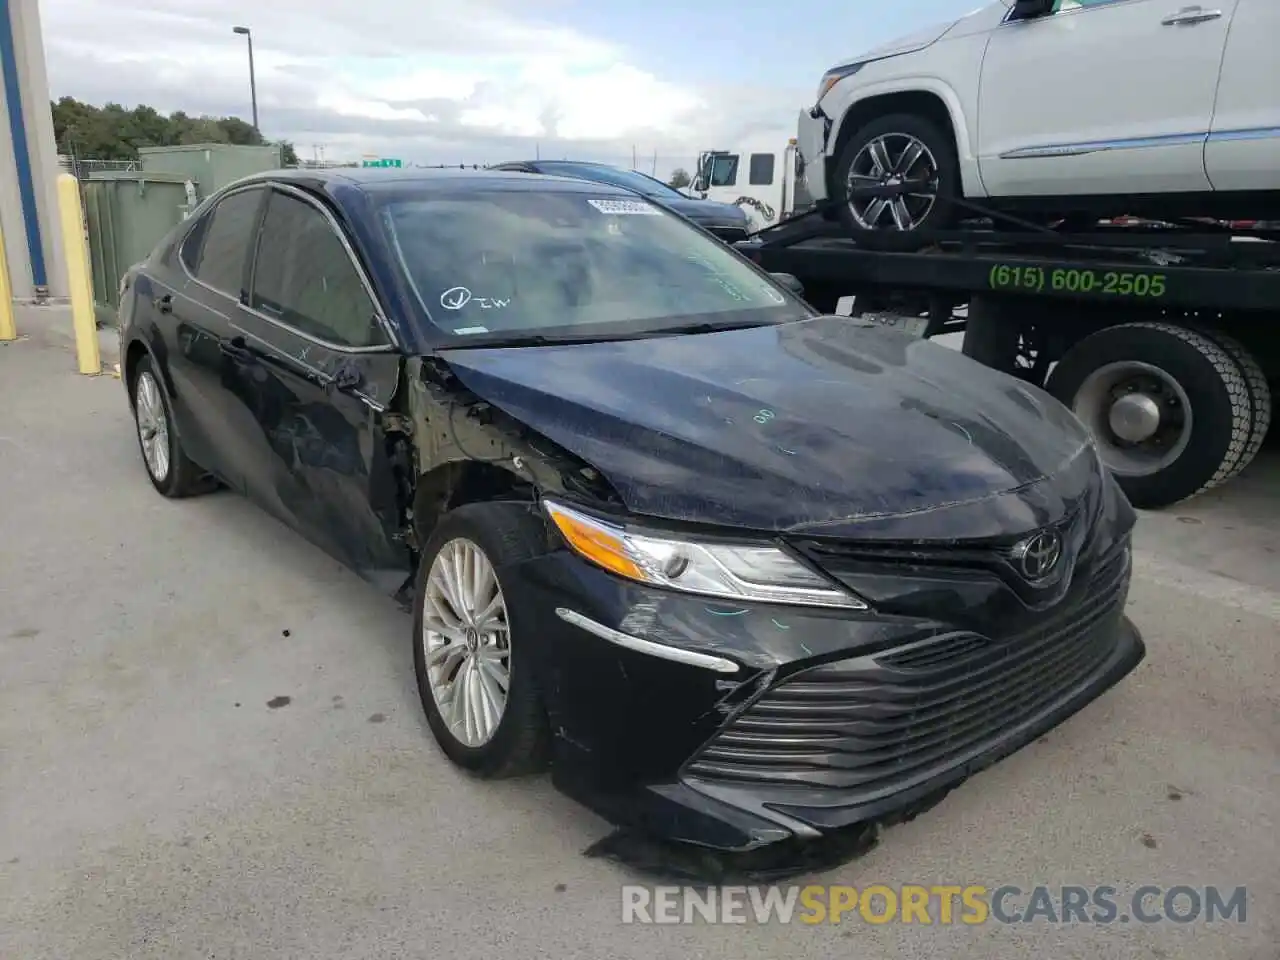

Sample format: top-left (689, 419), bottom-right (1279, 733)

top-left (797, 0), bottom-right (1280, 237)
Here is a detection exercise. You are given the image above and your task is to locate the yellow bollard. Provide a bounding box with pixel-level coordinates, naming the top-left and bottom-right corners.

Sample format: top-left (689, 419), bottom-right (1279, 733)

top-left (0, 215), bottom-right (16, 341)
top-left (56, 172), bottom-right (101, 374)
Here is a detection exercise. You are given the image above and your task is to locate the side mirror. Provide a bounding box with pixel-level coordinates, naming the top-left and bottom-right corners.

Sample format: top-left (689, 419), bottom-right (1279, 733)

top-left (770, 272), bottom-right (805, 298)
top-left (1010, 0), bottom-right (1054, 20)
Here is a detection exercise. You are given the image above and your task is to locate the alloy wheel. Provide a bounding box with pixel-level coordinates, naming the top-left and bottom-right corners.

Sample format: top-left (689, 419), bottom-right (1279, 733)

top-left (846, 132), bottom-right (940, 231)
top-left (134, 371), bottom-right (171, 482)
top-left (421, 538), bottom-right (511, 747)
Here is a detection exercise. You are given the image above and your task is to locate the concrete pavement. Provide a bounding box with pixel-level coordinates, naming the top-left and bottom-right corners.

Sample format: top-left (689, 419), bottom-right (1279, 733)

top-left (1, 317), bottom-right (1276, 960)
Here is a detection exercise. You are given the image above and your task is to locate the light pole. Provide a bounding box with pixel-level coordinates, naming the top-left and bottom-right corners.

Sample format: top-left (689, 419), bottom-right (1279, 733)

top-left (232, 26), bottom-right (259, 133)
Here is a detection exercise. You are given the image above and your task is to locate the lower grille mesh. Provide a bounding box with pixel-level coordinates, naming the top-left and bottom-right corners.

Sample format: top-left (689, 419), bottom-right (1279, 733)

top-left (686, 547), bottom-right (1130, 798)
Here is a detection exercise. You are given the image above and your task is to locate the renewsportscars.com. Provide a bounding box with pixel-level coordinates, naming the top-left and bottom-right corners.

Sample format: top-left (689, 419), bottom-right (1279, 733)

top-left (621, 884), bottom-right (1249, 926)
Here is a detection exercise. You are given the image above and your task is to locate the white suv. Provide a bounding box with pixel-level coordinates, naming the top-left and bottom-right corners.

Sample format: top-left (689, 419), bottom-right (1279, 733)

top-left (797, 0), bottom-right (1280, 236)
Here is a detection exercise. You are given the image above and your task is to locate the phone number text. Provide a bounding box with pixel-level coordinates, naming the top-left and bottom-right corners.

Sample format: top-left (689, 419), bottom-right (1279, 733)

top-left (988, 264), bottom-right (1167, 298)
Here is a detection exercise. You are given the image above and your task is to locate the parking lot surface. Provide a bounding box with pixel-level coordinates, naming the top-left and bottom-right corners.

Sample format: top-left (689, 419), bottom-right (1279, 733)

top-left (2, 314), bottom-right (1277, 960)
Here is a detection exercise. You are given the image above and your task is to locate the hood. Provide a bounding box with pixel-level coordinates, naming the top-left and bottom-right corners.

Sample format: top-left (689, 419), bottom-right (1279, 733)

top-left (437, 317), bottom-right (1096, 539)
top-left (658, 196), bottom-right (750, 225)
top-left (840, 16), bottom-right (962, 67)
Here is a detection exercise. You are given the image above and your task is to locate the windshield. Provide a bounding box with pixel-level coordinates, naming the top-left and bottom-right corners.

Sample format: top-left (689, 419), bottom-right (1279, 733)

top-left (379, 188), bottom-right (811, 345)
top-left (534, 162), bottom-right (686, 201)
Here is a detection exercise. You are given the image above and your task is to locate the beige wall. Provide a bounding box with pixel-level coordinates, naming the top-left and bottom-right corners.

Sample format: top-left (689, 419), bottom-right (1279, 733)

top-left (1, 0), bottom-right (66, 300)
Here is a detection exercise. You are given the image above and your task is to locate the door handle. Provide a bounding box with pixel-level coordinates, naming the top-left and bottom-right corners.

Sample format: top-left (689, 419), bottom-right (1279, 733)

top-left (153, 293), bottom-right (173, 314)
top-left (219, 336), bottom-right (253, 363)
top-left (1161, 6), bottom-right (1222, 25)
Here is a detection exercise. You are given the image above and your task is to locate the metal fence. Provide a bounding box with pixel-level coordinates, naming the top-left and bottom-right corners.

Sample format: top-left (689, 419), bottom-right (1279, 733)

top-left (57, 156), bottom-right (141, 180)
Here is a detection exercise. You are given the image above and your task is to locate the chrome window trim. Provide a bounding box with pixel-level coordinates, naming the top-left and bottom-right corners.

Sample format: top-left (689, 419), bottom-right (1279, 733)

top-left (180, 180), bottom-right (401, 356)
top-left (998, 125), bottom-right (1280, 160)
top-left (1002, 0), bottom-right (1139, 26)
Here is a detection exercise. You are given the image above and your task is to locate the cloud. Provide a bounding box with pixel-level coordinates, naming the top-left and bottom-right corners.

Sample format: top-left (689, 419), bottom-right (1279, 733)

top-left (39, 0), bottom-right (806, 173)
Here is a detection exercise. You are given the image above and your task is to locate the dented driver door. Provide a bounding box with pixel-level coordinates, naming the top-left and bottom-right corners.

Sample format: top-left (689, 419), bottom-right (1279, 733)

top-left (233, 184), bottom-right (409, 588)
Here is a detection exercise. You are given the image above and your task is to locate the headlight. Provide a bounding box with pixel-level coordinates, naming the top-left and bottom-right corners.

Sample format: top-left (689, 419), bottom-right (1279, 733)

top-left (816, 62), bottom-right (866, 102)
top-left (544, 499), bottom-right (867, 610)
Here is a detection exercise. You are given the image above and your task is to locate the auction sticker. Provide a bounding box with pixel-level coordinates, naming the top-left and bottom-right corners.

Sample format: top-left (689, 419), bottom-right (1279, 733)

top-left (587, 198), bottom-right (662, 216)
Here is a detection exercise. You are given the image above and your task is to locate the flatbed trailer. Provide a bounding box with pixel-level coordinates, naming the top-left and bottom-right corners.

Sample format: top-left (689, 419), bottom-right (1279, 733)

top-left (735, 211), bottom-right (1280, 508)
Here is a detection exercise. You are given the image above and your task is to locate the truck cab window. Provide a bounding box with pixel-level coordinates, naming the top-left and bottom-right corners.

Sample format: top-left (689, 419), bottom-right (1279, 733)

top-left (748, 153), bottom-right (775, 186)
top-left (707, 154), bottom-right (739, 188)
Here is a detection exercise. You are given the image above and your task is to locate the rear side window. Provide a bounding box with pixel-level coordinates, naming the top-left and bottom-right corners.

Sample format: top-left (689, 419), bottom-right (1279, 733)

top-left (748, 153), bottom-right (775, 186)
top-left (251, 190), bottom-right (381, 347)
top-left (185, 188), bottom-right (263, 297)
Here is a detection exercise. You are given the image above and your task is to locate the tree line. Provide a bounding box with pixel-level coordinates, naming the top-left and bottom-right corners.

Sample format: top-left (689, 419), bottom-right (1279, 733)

top-left (50, 97), bottom-right (299, 166)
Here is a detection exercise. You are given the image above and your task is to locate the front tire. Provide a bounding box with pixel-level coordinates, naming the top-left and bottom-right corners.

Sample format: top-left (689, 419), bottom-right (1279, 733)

top-left (412, 502), bottom-right (551, 778)
top-left (833, 112), bottom-right (960, 240)
top-left (1047, 323), bottom-right (1253, 508)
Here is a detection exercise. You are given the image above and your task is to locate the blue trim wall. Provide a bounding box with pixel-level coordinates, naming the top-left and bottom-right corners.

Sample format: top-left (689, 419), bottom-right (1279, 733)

top-left (0, 0), bottom-right (48, 288)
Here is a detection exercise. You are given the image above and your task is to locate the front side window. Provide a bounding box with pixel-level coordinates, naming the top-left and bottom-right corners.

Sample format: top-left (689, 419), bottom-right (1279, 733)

top-left (186, 188), bottom-right (263, 297)
top-left (251, 190), bottom-right (382, 347)
top-left (379, 188), bottom-right (811, 344)
top-left (706, 154), bottom-right (739, 187)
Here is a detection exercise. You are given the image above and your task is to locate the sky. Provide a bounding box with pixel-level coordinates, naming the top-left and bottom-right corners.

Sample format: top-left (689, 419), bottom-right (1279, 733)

top-left (38, 0), bottom-right (986, 175)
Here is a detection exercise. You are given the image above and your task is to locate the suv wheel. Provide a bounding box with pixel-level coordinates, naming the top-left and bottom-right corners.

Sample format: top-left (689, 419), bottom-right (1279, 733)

top-left (833, 112), bottom-right (960, 239)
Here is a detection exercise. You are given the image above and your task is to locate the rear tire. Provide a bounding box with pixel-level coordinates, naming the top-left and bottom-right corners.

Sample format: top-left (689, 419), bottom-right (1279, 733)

top-left (1194, 328), bottom-right (1271, 478)
top-left (832, 112), bottom-right (960, 241)
top-left (129, 355), bottom-right (217, 498)
top-left (1047, 323), bottom-right (1253, 508)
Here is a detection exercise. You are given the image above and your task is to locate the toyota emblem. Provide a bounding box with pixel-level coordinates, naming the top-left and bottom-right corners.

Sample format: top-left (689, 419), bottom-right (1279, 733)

top-left (1012, 530), bottom-right (1063, 581)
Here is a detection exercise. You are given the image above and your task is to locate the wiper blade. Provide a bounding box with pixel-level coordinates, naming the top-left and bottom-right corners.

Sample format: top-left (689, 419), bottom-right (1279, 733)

top-left (651, 319), bottom-right (775, 337)
top-left (439, 332), bottom-right (597, 349)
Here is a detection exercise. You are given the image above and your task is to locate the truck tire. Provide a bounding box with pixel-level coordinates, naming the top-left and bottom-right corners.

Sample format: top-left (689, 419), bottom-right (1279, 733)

top-left (1194, 328), bottom-right (1272, 478)
top-left (1046, 323), bottom-right (1253, 508)
top-left (832, 112), bottom-right (959, 240)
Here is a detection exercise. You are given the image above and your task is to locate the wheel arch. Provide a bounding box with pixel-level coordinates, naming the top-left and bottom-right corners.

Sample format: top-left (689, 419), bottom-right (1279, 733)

top-left (828, 83), bottom-right (982, 198)
top-left (410, 459), bottom-right (540, 550)
top-left (122, 333), bottom-right (175, 405)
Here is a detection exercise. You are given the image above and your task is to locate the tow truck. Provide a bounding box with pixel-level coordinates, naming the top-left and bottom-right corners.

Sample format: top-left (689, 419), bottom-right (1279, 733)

top-left (735, 205), bottom-right (1277, 508)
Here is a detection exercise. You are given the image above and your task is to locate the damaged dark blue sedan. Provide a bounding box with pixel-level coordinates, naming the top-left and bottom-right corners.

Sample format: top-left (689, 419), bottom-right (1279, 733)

top-left (117, 168), bottom-right (1144, 856)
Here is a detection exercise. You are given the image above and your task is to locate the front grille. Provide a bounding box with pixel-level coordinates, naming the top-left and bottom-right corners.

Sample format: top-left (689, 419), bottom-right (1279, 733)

top-left (685, 544), bottom-right (1130, 799)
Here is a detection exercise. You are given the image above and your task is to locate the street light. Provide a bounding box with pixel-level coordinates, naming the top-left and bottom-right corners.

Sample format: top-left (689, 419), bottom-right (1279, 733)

top-left (232, 26), bottom-right (259, 133)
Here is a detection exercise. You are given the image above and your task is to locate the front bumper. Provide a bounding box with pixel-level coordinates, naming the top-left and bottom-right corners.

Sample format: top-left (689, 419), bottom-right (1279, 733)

top-left (501, 536), bottom-right (1144, 854)
top-left (796, 107), bottom-right (831, 202)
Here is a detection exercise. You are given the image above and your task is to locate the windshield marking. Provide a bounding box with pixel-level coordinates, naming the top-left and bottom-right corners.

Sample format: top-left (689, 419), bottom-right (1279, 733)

top-left (440, 286), bottom-right (511, 311)
top-left (586, 198), bottom-right (662, 216)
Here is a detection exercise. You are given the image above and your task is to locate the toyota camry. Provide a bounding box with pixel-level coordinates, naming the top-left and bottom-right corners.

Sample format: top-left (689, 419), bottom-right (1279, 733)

top-left (117, 168), bottom-right (1144, 855)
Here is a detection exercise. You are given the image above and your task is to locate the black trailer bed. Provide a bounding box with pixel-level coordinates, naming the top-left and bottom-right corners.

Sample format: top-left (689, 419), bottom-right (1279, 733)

top-left (736, 215), bottom-right (1280, 314)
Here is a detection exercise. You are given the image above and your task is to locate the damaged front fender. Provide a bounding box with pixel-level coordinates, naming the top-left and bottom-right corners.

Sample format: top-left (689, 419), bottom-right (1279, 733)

top-left (399, 356), bottom-right (624, 551)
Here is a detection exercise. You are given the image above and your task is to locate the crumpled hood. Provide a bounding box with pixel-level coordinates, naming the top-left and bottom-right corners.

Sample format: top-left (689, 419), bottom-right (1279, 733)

top-left (437, 317), bottom-right (1095, 537)
top-left (658, 196), bottom-right (750, 225)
